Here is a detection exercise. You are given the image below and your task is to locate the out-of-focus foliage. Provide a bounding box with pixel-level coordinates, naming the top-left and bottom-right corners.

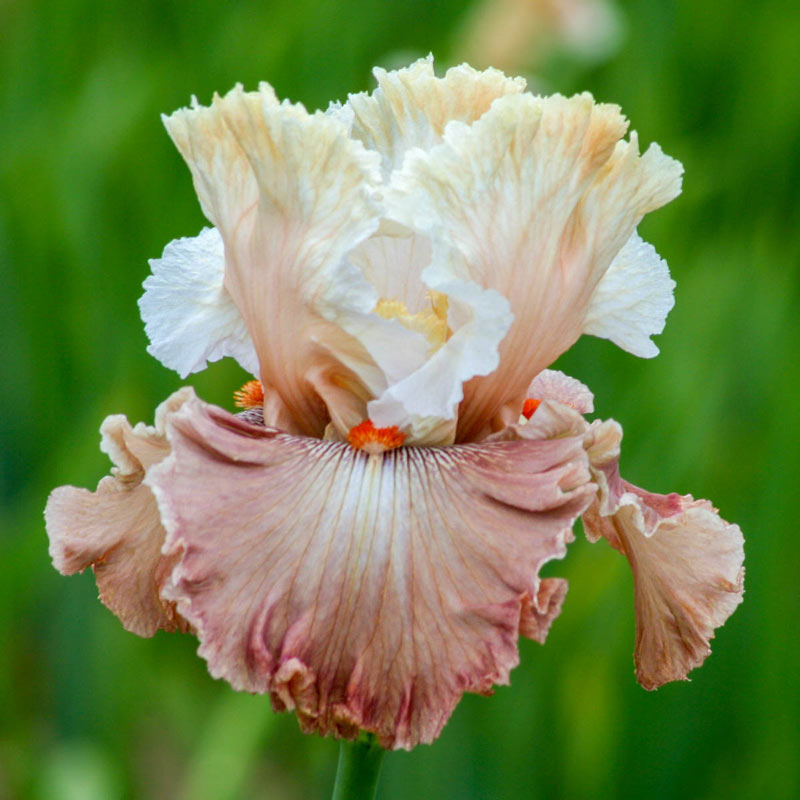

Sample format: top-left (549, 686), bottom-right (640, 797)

top-left (1, 0), bottom-right (798, 797)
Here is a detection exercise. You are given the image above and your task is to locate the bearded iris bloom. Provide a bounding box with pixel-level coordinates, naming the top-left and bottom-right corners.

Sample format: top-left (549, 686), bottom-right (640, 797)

top-left (45, 57), bottom-right (744, 751)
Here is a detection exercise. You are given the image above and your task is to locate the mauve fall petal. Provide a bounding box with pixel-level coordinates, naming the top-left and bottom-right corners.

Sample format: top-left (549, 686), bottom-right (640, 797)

top-left (582, 419), bottom-right (744, 688)
top-left (146, 392), bottom-right (596, 749)
top-left (45, 389), bottom-right (194, 637)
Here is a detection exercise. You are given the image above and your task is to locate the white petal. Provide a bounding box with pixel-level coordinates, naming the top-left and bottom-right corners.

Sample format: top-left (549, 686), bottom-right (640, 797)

top-left (583, 233), bottom-right (675, 357)
top-left (348, 226), bottom-right (433, 312)
top-left (314, 259), bottom-right (432, 396)
top-left (367, 252), bottom-right (513, 443)
top-left (314, 240), bottom-right (512, 445)
top-left (139, 228), bottom-right (259, 377)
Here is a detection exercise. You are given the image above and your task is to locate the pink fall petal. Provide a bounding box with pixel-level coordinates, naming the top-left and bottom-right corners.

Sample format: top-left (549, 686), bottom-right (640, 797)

top-left (582, 420), bottom-right (745, 689)
top-left (44, 389), bottom-right (194, 637)
top-left (147, 392), bottom-right (597, 749)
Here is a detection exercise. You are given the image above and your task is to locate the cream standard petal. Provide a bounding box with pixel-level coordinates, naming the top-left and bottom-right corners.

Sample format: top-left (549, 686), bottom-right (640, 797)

top-left (342, 55), bottom-right (526, 177)
top-left (161, 87), bottom-right (265, 235)
top-left (139, 227), bottom-right (259, 377)
top-left (582, 420), bottom-right (745, 689)
top-left (164, 86), bottom-right (382, 437)
top-left (44, 390), bottom-right (194, 637)
top-left (583, 233), bottom-right (675, 358)
top-left (147, 394), bottom-right (596, 749)
top-left (389, 91), bottom-right (682, 441)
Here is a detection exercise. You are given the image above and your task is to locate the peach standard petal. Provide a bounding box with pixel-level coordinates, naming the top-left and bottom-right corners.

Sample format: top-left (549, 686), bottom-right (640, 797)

top-left (44, 389), bottom-right (194, 636)
top-left (164, 86), bottom-right (383, 438)
top-left (388, 91), bottom-right (681, 440)
top-left (147, 393), bottom-right (596, 749)
top-left (582, 420), bottom-right (745, 689)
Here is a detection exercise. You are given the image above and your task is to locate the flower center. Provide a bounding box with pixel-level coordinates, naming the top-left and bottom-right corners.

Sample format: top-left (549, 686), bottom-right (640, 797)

top-left (347, 420), bottom-right (406, 454)
top-left (234, 380), bottom-right (264, 409)
top-left (374, 291), bottom-right (450, 353)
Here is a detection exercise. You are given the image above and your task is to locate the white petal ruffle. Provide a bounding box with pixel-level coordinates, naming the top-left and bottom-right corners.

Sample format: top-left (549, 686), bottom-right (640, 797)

top-left (321, 246), bottom-right (513, 445)
top-left (583, 232), bottom-right (675, 358)
top-left (139, 227), bottom-right (259, 377)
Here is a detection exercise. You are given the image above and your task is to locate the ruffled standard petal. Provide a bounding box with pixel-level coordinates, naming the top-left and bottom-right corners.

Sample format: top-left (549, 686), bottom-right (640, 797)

top-left (583, 232), bottom-right (675, 357)
top-left (44, 390), bottom-right (194, 637)
top-left (164, 86), bottom-right (383, 437)
top-left (161, 87), bottom-right (263, 234)
top-left (582, 420), bottom-right (745, 689)
top-left (139, 227), bottom-right (259, 377)
top-left (147, 393), bottom-right (596, 749)
top-left (316, 56), bottom-right (524, 437)
top-left (342, 55), bottom-right (526, 177)
top-left (389, 91), bottom-right (682, 441)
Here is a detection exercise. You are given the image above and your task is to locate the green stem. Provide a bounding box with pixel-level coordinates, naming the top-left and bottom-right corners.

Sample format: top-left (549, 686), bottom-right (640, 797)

top-left (331, 736), bottom-right (385, 800)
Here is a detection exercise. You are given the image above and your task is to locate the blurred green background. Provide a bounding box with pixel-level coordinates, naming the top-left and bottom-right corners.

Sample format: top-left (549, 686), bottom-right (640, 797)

top-left (2, 0), bottom-right (798, 797)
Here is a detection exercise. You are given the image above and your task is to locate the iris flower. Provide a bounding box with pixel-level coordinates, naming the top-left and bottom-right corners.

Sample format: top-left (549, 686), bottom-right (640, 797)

top-left (45, 57), bottom-right (744, 751)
